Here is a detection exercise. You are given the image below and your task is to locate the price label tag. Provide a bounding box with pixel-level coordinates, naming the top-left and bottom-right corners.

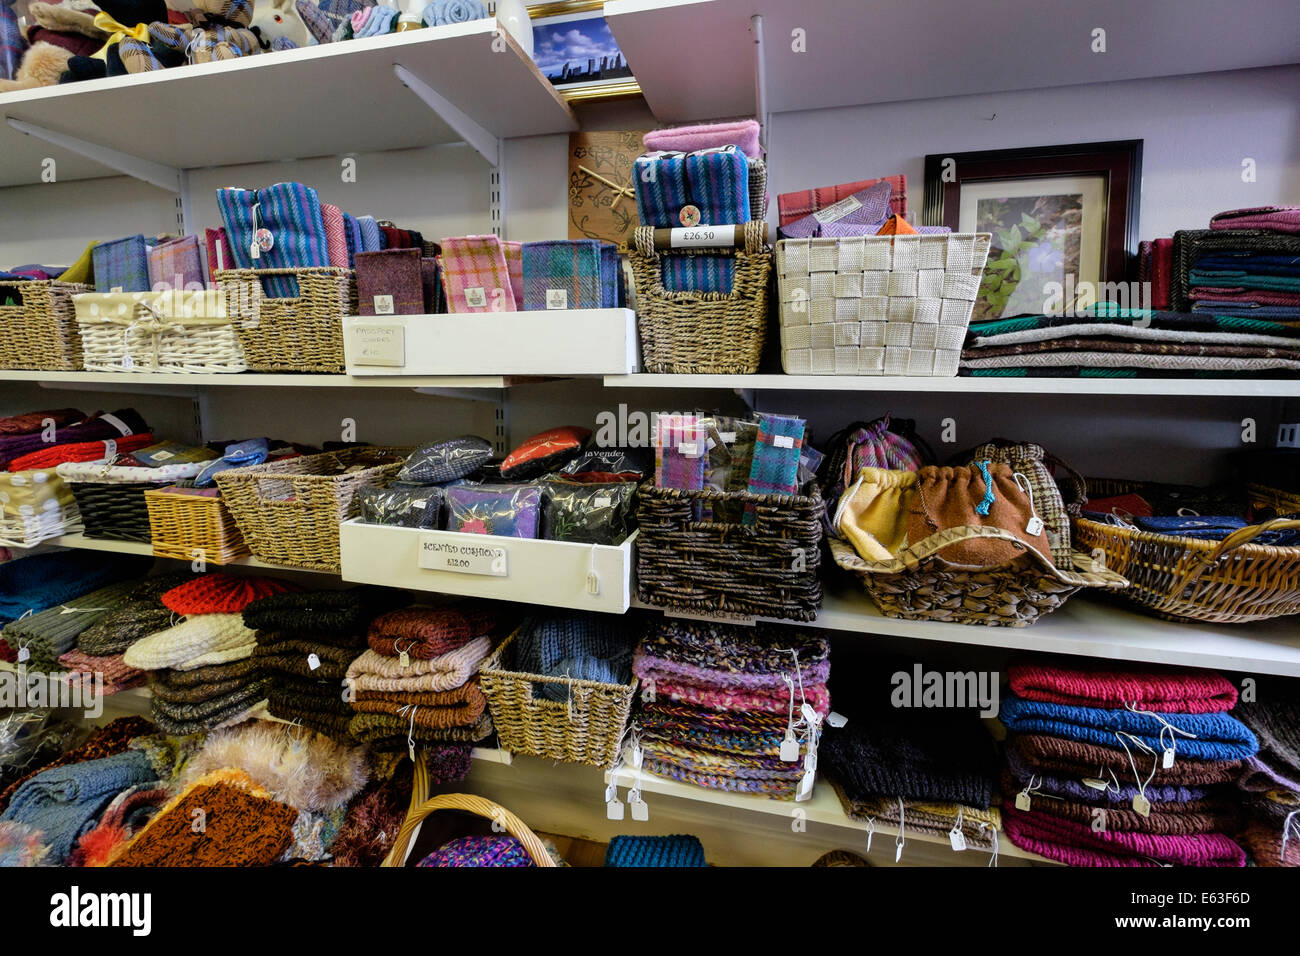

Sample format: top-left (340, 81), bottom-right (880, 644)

top-left (16, 646), bottom-right (29, 663)
top-left (418, 536), bottom-right (508, 577)
top-left (668, 225), bottom-right (735, 249)
top-left (1162, 748), bottom-right (1175, 769)
top-left (350, 323), bottom-right (405, 368)
top-left (121, 353), bottom-right (134, 371)
top-left (1083, 777), bottom-right (1109, 791)
top-left (677, 442), bottom-right (701, 457)
top-left (399, 650), bottom-right (410, 668)
top-left (593, 496), bottom-right (611, 508)
top-left (779, 731), bottom-right (799, 762)
top-left (812, 195), bottom-right (862, 225)
top-left (949, 828), bottom-right (967, 852)
top-left (1132, 793), bottom-right (1151, 817)
top-left (1026, 515), bottom-right (1044, 536)
top-left (546, 289), bottom-right (568, 309)
top-left (307, 653), bottom-right (321, 671)
top-left (629, 788), bottom-right (649, 822)
top-left (826, 711), bottom-right (847, 728)
top-left (1015, 791), bottom-right (1032, 812)
top-left (774, 435), bottom-right (795, 449)
top-left (373, 294), bottom-right (394, 315)
top-left (464, 287), bottom-right (487, 308)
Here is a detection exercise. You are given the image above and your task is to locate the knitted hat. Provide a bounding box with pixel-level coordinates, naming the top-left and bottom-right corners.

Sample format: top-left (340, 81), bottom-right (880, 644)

top-left (150, 657), bottom-right (258, 687)
top-left (123, 614), bottom-right (257, 671)
top-left (150, 679), bottom-right (270, 723)
top-left (650, 676), bottom-right (830, 717)
top-left (347, 710), bottom-right (493, 745)
top-left (418, 835), bottom-right (534, 868)
top-left (1009, 733), bottom-right (1243, 786)
top-left (267, 673), bottom-right (352, 715)
top-left (638, 699), bottom-right (792, 757)
top-left (1001, 804), bottom-right (1246, 867)
top-left (604, 834), bottom-right (706, 867)
top-left (367, 604), bottom-right (498, 660)
top-left (149, 671), bottom-right (251, 704)
top-left (637, 619), bottom-right (830, 682)
top-left (1005, 743), bottom-right (1212, 806)
top-left (161, 573), bottom-right (301, 616)
top-left (253, 638), bottom-right (362, 680)
top-left (351, 681), bottom-right (486, 730)
top-left (514, 613), bottom-right (634, 700)
top-left (811, 849), bottom-right (870, 867)
top-left (243, 587), bottom-right (408, 637)
top-left (642, 750), bottom-right (803, 797)
top-left (149, 697), bottom-right (265, 737)
top-left (1007, 656), bottom-right (1238, 713)
top-left (344, 638), bottom-right (492, 695)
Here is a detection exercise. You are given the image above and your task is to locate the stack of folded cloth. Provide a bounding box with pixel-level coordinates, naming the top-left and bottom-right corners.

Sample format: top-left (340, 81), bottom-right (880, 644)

top-left (999, 656), bottom-right (1256, 867)
top-left (820, 674), bottom-right (1000, 851)
top-left (960, 304), bottom-right (1300, 378)
top-left (1, 576), bottom-right (146, 672)
top-left (246, 588), bottom-right (407, 742)
top-left (1232, 678), bottom-right (1300, 867)
top-left (344, 603), bottom-right (499, 748)
top-left (1177, 208), bottom-right (1300, 322)
top-left (631, 620), bottom-right (829, 799)
top-left (122, 574), bottom-right (299, 734)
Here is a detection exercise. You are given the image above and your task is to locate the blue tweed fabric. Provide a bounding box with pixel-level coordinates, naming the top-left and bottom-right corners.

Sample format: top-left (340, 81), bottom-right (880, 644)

top-left (0, 551), bottom-right (149, 625)
top-left (0, 751), bottom-right (155, 864)
top-left (521, 239), bottom-right (613, 310)
top-left (660, 254), bottom-right (735, 293)
top-left (515, 613), bottom-right (634, 701)
top-left (216, 183), bottom-right (330, 297)
top-left (92, 235), bottom-right (152, 293)
top-left (998, 694), bottom-right (1259, 761)
top-left (343, 213), bottom-right (362, 267)
top-left (604, 834), bottom-right (706, 867)
top-left (634, 152), bottom-right (690, 228)
top-left (357, 216), bottom-right (383, 252)
top-left (635, 147), bottom-right (750, 228)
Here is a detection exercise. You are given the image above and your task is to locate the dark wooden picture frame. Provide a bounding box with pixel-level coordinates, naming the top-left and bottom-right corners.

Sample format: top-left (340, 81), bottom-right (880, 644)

top-left (923, 140), bottom-right (1142, 282)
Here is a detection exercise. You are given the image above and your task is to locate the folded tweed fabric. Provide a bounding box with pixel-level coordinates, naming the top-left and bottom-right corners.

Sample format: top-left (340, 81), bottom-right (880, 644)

top-left (439, 235), bottom-right (515, 312)
top-left (149, 656), bottom-right (258, 687)
top-left (779, 179), bottom-right (893, 240)
top-left (832, 786), bottom-right (1001, 850)
top-left (964, 308), bottom-right (1300, 347)
top-left (347, 710), bottom-right (493, 744)
top-left (111, 769), bottom-right (297, 867)
top-left (746, 412), bottom-right (806, 498)
top-left (778, 175), bottom-right (908, 227)
top-left (643, 120), bottom-right (761, 159)
top-left (660, 254), bottom-right (736, 293)
top-left (1007, 657), bottom-right (1238, 713)
top-left (356, 248), bottom-right (424, 316)
top-left (148, 671), bottom-right (251, 704)
top-left (1001, 805), bottom-right (1246, 867)
top-left (999, 695), bottom-right (1258, 761)
top-left (123, 614), bottom-right (257, 671)
top-left (344, 637), bottom-right (492, 694)
top-left (216, 184), bottom-right (330, 298)
top-left (243, 586), bottom-right (405, 640)
top-left (1010, 734), bottom-right (1243, 785)
top-left (93, 235), bottom-right (151, 293)
top-left (367, 604), bottom-right (497, 660)
top-left (655, 413), bottom-right (707, 490)
top-left (147, 235), bottom-right (204, 291)
top-left (351, 687), bottom-right (486, 730)
top-left (0, 750), bottom-right (155, 864)
top-left (161, 573), bottom-right (300, 616)
top-left (1210, 205), bottom-right (1300, 234)
top-left (1232, 680), bottom-right (1300, 794)
top-left (57, 649), bottom-right (145, 695)
top-left (2, 578), bottom-right (143, 671)
top-left (521, 239), bottom-right (608, 310)
top-left (253, 639), bottom-right (360, 679)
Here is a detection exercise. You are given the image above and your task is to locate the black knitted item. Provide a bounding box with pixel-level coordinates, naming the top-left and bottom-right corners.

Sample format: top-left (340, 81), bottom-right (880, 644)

top-left (242, 587), bottom-right (408, 636)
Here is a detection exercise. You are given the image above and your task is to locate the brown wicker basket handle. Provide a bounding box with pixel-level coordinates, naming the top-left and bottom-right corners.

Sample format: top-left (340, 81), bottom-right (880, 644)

top-left (1203, 518), bottom-right (1300, 562)
top-left (381, 793), bottom-right (557, 867)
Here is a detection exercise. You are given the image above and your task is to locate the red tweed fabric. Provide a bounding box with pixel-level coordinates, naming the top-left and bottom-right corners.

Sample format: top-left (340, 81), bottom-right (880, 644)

top-left (9, 433), bottom-right (155, 471)
top-left (161, 573), bottom-right (302, 616)
top-left (1008, 656), bottom-right (1237, 713)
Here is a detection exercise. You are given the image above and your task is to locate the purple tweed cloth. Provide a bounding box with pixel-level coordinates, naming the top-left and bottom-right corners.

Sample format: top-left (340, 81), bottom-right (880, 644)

top-left (355, 248), bottom-right (424, 316)
top-left (779, 180), bottom-right (892, 239)
top-left (1005, 746), bottom-right (1211, 805)
top-left (1210, 206), bottom-right (1300, 235)
top-left (654, 414), bottom-right (706, 490)
top-left (93, 235), bottom-right (152, 293)
top-left (661, 254), bottom-right (734, 293)
top-left (148, 236), bottom-right (204, 291)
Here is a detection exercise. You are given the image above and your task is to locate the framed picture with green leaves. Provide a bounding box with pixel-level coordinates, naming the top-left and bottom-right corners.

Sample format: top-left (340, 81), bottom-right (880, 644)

top-left (923, 141), bottom-right (1141, 320)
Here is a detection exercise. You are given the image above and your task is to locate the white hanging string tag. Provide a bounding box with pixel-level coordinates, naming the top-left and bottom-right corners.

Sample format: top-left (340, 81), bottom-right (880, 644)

top-left (826, 711), bottom-right (847, 728)
top-left (949, 805), bottom-right (967, 852)
top-left (987, 826), bottom-right (999, 868)
top-left (864, 817), bottom-right (875, 855)
top-left (895, 798), bottom-right (905, 863)
top-left (1115, 731), bottom-right (1156, 817)
top-left (402, 705), bottom-right (418, 762)
top-left (604, 783), bottom-right (625, 820)
top-left (629, 785), bottom-right (649, 822)
top-left (1280, 809), bottom-right (1300, 864)
top-left (586, 546), bottom-right (600, 596)
top-left (15, 637), bottom-right (29, 664)
top-left (307, 652), bottom-right (321, 671)
top-left (1013, 472), bottom-right (1044, 536)
top-left (780, 674), bottom-right (800, 761)
top-left (1125, 703), bottom-right (1196, 771)
top-left (397, 639), bottom-right (411, 669)
top-left (1015, 775), bottom-right (1042, 812)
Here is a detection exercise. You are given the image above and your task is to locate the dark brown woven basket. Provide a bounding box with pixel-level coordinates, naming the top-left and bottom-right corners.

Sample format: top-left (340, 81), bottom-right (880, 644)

top-left (636, 484), bottom-right (824, 621)
top-left (67, 480), bottom-right (177, 542)
top-left (1171, 229), bottom-right (1300, 312)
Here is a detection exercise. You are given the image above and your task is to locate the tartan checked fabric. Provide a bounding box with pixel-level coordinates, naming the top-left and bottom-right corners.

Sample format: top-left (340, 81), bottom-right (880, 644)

top-left (521, 239), bottom-right (606, 310)
top-left (342, 214), bottom-right (362, 267)
top-left (746, 412), bottom-right (805, 498)
top-left (117, 34), bottom-right (165, 73)
top-left (439, 235), bottom-right (516, 313)
top-left (320, 203), bottom-right (348, 268)
top-left (635, 147), bottom-right (750, 227)
top-left (357, 216), bottom-right (383, 252)
top-left (778, 175), bottom-right (908, 227)
top-left (205, 228), bottom-right (233, 276)
top-left (654, 414), bottom-right (707, 491)
top-left (504, 240), bottom-right (524, 308)
top-left (93, 235), bottom-right (152, 292)
top-left (661, 254), bottom-right (735, 293)
top-left (216, 183), bottom-right (329, 298)
top-left (147, 235), bottom-right (204, 291)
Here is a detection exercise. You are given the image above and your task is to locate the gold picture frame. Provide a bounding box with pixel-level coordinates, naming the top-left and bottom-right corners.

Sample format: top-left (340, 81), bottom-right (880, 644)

top-left (526, 0), bottom-right (642, 103)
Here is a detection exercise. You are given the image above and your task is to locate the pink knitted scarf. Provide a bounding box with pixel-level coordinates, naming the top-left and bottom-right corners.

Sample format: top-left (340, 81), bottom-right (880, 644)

top-left (1002, 804), bottom-right (1246, 867)
top-left (1008, 658), bottom-right (1237, 713)
top-left (650, 676), bottom-right (830, 717)
top-left (633, 648), bottom-right (830, 692)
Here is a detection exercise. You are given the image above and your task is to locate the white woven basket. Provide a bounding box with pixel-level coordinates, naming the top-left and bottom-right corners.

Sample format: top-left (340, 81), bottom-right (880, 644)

top-left (776, 233), bottom-right (991, 376)
top-left (0, 469), bottom-right (79, 548)
top-left (73, 290), bottom-right (248, 374)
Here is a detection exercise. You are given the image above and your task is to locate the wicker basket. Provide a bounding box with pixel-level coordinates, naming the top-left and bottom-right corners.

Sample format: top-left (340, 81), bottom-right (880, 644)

top-left (212, 267), bottom-right (355, 372)
top-left (830, 525), bottom-right (1127, 627)
top-left (1073, 479), bottom-right (1300, 623)
top-left (479, 628), bottom-right (636, 768)
top-left (57, 460), bottom-right (214, 543)
top-left (383, 789), bottom-right (556, 867)
top-left (636, 484), bottom-right (824, 621)
top-left (1247, 482), bottom-right (1300, 518)
top-left (776, 233), bottom-right (991, 376)
top-left (0, 469), bottom-right (78, 548)
top-left (214, 446), bottom-right (406, 571)
top-left (0, 280), bottom-right (90, 370)
top-left (628, 221), bottom-right (771, 374)
top-left (73, 290), bottom-right (247, 373)
top-left (144, 486), bottom-right (249, 564)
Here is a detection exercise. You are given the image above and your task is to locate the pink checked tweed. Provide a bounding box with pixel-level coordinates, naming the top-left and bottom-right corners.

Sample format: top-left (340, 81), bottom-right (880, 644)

top-left (321, 204), bottom-right (349, 269)
top-left (439, 235), bottom-right (516, 313)
top-left (778, 175), bottom-right (908, 226)
top-left (504, 240), bottom-right (524, 308)
top-left (147, 236), bottom-right (204, 291)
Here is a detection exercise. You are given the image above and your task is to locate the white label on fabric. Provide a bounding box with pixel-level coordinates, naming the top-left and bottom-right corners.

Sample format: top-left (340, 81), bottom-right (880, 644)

top-left (949, 828), bottom-right (967, 852)
top-left (1083, 777), bottom-right (1109, 791)
top-left (16, 647), bottom-right (29, 663)
top-left (102, 440), bottom-right (117, 459)
top-left (826, 711), bottom-right (848, 728)
top-left (779, 732), bottom-right (799, 762)
top-left (1015, 792), bottom-right (1032, 812)
top-left (152, 450), bottom-right (174, 461)
top-left (121, 353), bottom-right (134, 371)
top-left (99, 413), bottom-right (132, 436)
top-left (307, 653), bottom-right (321, 671)
top-left (249, 241), bottom-right (260, 261)
top-left (546, 289), bottom-right (568, 309)
top-left (798, 770), bottom-right (815, 797)
top-left (677, 442), bottom-right (700, 457)
top-left (1133, 793), bottom-right (1151, 817)
top-left (719, 432), bottom-right (737, 444)
top-left (803, 750), bottom-right (817, 773)
top-left (812, 195), bottom-right (862, 225)
top-left (110, 286), bottom-right (124, 293)
top-left (351, 324), bottom-right (405, 368)
top-left (373, 295), bottom-right (394, 315)
top-left (1026, 515), bottom-right (1045, 536)
top-left (464, 286), bottom-right (487, 308)
top-left (399, 650), bottom-right (410, 668)
top-left (605, 791), bottom-right (625, 820)
top-left (774, 435), bottom-right (795, 449)
top-left (1162, 748), bottom-right (1175, 769)
top-left (800, 703), bottom-right (820, 727)
top-left (418, 536), bottom-right (508, 577)
top-left (669, 225), bottom-right (735, 249)
top-left (593, 496), bottom-right (611, 508)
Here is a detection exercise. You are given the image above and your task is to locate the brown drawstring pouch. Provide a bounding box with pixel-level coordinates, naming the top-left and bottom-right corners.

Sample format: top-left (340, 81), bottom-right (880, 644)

top-left (907, 463), bottom-right (1053, 567)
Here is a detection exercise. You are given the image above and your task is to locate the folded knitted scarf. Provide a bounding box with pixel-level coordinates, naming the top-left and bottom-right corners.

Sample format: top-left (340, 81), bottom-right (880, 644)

top-left (149, 697), bottom-right (265, 737)
top-left (76, 605), bottom-right (175, 657)
top-left (1001, 805), bottom-right (1246, 867)
top-left (650, 677), bottom-right (830, 718)
top-left (643, 120), bottom-right (762, 159)
top-left (831, 786), bottom-right (1001, 850)
top-left (642, 745), bottom-right (804, 798)
top-left (367, 604), bottom-right (498, 660)
top-left (253, 638), bottom-right (360, 679)
top-left (1009, 734), bottom-right (1243, 785)
top-left (111, 768), bottom-right (297, 867)
top-left (999, 695), bottom-right (1258, 761)
top-left (123, 614), bottom-right (257, 671)
top-left (0, 716), bottom-right (154, 815)
top-left (347, 710), bottom-right (493, 744)
top-left (1233, 680), bottom-right (1300, 793)
top-left (269, 673), bottom-right (351, 713)
top-left (636, 700), bottom-right (790, 757)
top-left (151, 679), bottom-right (270, 723)
top-left (148, 656), bottom-right (258, 687)
top-left (635, 619), bottom-right (830, 685)
top-left (999, 770), bottom-right (1239, 834)
top-left (147, 671), bottom-right (254, 704)
top-left (3, 579), bottom-right (145, 672)
top-left (513, 613), bottom-right (635, 699)
top-left (0, 409), bottom-right (150, 470)
top-left (243, 587), bottom-right (407, 638)
top-left (634, 650), bottom-right (831, 694)
top-left (351, 681), bottom-right (486, 728)
top-left (57, 648), bottom-right (145, 695)
top-left (1005, 745), bottom-right (1212, 805)
top-left (344, 638), bottom-right (491, 695)
top-left (161, 573), bottom-right (301, 616)
top-left (1007, 657), bottom-right (1238, 713)
top-left (0, 551), bottom-right (148, 625)
top-left (1210, 205), bottom-right (1300, 234)
top-left (0, 750), bottom-right (155, 864)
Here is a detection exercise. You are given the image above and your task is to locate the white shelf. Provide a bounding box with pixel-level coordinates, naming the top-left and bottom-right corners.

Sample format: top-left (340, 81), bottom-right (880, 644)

top-left (44, 532), bottom-right (334, 574)
top-left (602, 373), bottom-right (1300, 397)
top-left (343, 310), bottom-right (639, 377)
top-left (606, 0), bottom-right (1300, 121)
top-left (0, 370), bottom-right (533, 391)
top-left (0, 22), bottom-right (575, 188)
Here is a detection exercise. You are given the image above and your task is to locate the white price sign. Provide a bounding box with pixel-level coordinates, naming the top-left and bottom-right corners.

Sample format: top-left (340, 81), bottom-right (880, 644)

top-left (350, 323), bottom-right (405, 367)
top-left (669, 225), bottom-right (735, 249)
top-left (418, 536), bottom-right (509, 577)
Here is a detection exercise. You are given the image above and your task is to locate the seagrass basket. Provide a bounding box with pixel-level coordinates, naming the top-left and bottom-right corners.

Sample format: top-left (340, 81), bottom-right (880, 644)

top-left (479, 628), bottom-right (636, 768)
top-left (636, 484), bottom-right (824, 621)
top-left (144, 486), bottom-right (249, 564)
top-left (213, 267), bottom-right (355, 372)
top-left (628, 221), bottom-right (771, 374)
top-left (0, 280), bottom-right (89, 370)
top-left (214, 446), bottom-right (406, 571)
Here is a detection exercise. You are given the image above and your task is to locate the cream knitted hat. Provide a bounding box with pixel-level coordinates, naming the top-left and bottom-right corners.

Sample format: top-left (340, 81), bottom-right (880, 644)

top-left (123, 614), bottom-right (257, 671)
top-left (344, 636), bottom-right (491, 695)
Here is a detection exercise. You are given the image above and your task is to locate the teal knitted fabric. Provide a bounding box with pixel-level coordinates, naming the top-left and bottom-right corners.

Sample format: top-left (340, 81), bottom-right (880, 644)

top-left (604, 834), bottom-right (706, 867)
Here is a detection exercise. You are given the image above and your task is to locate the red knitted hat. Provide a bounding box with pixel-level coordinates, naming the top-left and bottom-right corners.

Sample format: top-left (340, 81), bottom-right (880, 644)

top-left (161, 573), bottom-right (302, 616)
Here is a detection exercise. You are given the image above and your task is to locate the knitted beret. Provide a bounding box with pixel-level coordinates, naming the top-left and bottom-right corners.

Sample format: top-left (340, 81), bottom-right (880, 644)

top-left (344, 638), bottom-right (492, 695)
top-left (367, 604), bottom-right (498, 660)
top-left (418, 835), bottom-right (534, 868)
top-left (1007, 656), bottom-right (1238, 713)
top-left (161, 573), bottom-right (302, 616)
top-left (122, 614), bottom-right (257, 671)
top-left (243, 587), bottom-right (409, 637)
